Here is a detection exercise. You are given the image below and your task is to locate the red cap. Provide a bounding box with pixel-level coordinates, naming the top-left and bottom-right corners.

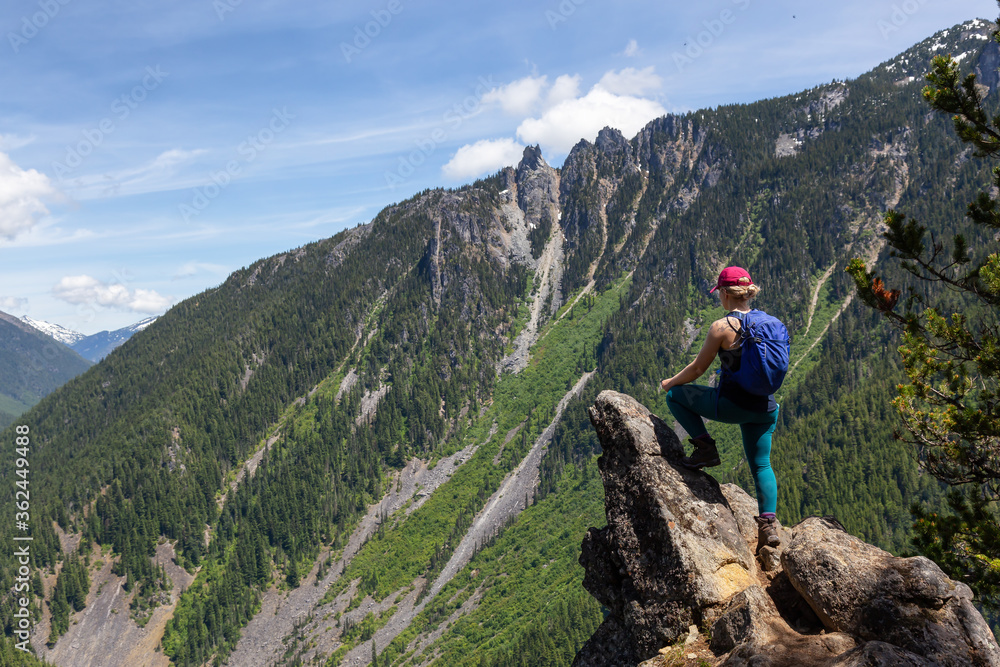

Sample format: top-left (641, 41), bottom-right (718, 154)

top-left (710, 266), bottom-right (753, 293)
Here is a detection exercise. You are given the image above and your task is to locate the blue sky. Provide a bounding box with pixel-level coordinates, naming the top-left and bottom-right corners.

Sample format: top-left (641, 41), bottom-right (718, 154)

top-left (0, 0), bottom-right (996, 334)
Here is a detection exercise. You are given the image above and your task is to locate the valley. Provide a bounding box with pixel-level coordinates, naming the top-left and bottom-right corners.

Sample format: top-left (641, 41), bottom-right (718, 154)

top-left (2, 18), bottom-right (998, 667)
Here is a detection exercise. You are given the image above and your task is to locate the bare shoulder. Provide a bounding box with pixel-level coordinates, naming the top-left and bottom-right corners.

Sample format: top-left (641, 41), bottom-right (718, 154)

top-left (711, 316), bottom-right (740, 331)
top-left (711, 316), bottom-right (741, 346)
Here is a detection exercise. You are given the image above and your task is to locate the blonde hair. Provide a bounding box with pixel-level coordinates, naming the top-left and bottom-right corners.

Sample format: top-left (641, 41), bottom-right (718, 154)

top-left (722, 283), bottom-right (760, 300)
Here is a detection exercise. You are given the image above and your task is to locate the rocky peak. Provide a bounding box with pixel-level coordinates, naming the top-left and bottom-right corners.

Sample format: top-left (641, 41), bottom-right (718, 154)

top-left (574, 390), bottom-right (1000, 667)
top-left (512, 145), bottom-right (560, 250)
top-left (516, 144), bottom-right (546, 175)
top-left (595, 126), bottom-right (629, 155)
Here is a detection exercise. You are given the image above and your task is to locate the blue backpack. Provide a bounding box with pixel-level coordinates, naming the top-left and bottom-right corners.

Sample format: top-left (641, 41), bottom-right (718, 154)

top-left (724, 310), bottom-right (790, 396)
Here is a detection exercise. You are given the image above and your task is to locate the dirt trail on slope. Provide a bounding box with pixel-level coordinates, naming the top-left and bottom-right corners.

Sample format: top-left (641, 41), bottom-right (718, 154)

top-left (803, 262), bottom-right (837, 338)
top-left (225, 444), bottom-right (477, 667)
top-left (340, 370), bottom-right (596, 666)
top-left (789, 294), bottom-right (854, 376)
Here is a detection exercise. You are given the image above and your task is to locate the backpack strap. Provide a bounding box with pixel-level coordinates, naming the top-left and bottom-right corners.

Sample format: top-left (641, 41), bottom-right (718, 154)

top-left (717, 311), bottom-right (747, 417)
top-left (725, 312), bottom-right (742, 335)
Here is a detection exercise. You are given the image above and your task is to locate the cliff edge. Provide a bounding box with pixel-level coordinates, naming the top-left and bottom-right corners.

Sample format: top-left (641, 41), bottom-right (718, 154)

top-left (574, 390), bottom-right (1000, 667)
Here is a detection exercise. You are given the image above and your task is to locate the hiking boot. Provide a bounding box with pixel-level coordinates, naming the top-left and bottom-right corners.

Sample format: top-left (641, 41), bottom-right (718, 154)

top-left (681, 435), bottom-right (720, 469)
top-left (755, 515), bottom-right (781, 552)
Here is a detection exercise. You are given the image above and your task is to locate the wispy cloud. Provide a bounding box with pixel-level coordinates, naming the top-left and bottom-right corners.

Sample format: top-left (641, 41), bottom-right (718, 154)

top-left (172, 261), bottom-right (229, 280)
top-left (58, 148), bottom-right (209, 201)
top-left (0, 134), bottom-right (36, 151)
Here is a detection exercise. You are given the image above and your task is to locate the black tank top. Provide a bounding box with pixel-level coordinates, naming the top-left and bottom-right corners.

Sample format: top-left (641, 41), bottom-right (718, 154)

top-left (718, 314), bottom-right (778, 412)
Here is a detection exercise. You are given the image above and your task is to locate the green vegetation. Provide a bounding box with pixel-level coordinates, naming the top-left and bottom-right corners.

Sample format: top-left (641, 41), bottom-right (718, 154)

top-left (0, 636), bottom-right (56, 666)
top-left (849, 22), bottom-right (1000, 607)
top-left (47, 554), bottom-right (90, 645)
top-left (0, 315), bottom-right (91, 427)
top-left (381, 460), bottom-right (604, 666)
top-left (1, 20), bottom-right (995, 666)
top-left (333, 274), bottom-right (626, 608)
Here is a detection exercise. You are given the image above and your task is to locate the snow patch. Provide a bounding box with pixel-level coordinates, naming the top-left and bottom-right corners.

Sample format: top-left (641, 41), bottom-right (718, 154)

top-left (21, 316), bottom-right (86, 345)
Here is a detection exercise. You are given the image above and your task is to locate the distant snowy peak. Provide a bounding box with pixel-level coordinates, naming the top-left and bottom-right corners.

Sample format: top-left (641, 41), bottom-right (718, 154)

top-left (71, 316), bottom-right (160, 362)
top-left (20, 315), bottom-right (159, 362)
top-left (129, 316), bottom-right (158, 334)
top-left (874, 18), bottom-right (999, 87)
top-left (21, 316), bottom-right (86, 346)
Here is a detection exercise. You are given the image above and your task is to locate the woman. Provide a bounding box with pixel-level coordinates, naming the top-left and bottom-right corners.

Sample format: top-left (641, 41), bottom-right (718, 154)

top-left (660, 266), bottom-right (781, 551)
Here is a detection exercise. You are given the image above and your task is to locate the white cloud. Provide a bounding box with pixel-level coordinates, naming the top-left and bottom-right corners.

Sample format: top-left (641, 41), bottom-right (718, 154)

top-left (442, 138), bottom-right (526, 181)
top-left (517, 85), bottom-right (666, 155)
top-left (597, 66), bottom-right (662, 96)
top-left (53, 275), bottom-right (171, 314)
top-left (448, 67), bottom-right (666, 176)
top-left (546, 74), bottom-right (581, 107)
top-left (0, 296), bottom-right (27, 311)
top-left (482, 75), bottom-right (549, 115)
top-left (623, 39), bottom-right (640, 57)
top-left (0, 151), bottom-right (59, 240)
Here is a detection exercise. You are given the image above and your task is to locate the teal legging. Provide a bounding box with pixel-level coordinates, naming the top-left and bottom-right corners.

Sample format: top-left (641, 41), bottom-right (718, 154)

top-left (666, 384), bottom-right (779, 516)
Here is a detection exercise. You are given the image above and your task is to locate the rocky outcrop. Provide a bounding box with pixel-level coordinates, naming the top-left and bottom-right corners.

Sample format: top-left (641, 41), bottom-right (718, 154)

top-left (574, 390), bottom-right (1000, 667)
top-left (783, 517), bottom-right (1000, 667)
top-left (576, 391), bottom-right (757, 663)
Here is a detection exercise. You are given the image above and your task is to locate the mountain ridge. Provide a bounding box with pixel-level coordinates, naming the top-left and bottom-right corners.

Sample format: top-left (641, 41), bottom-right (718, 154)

top-left (21, 315), bottom-right (160, 362)
top-left (0, 310), bottom-right (91, 430)
top-left (1, 17), bottom-right (996, 667)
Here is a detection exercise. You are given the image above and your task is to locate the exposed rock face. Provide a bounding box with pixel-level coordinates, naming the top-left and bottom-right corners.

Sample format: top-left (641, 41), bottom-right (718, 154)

top-left (575, 390), bottom-right (1000, 667)
top-left (515, 144), bottom-right (561, 248)
top-left (576, 390), bottom-right (758, 665)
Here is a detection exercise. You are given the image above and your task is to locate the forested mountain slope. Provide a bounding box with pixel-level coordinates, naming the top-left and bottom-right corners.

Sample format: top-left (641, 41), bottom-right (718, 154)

top-left (1, 18), bottom-right (997, 666)
top-left (0, 312), bottom-right (91, 431)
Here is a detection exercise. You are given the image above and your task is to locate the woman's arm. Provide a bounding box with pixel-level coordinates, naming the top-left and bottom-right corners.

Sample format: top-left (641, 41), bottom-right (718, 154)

top-left (660, 319), bottom-right (727, 392)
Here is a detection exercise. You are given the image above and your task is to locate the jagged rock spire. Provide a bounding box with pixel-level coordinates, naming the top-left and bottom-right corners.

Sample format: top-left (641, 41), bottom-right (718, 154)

top-left (516, 144), bottom-right (545, 174)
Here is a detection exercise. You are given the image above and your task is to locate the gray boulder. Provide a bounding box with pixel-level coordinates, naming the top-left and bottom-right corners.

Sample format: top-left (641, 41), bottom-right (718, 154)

top-left (782, 517), bottom-right (1000, 667)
